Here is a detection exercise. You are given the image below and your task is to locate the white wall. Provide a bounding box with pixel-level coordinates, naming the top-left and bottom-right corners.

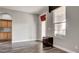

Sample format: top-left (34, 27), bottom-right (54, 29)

top-left (46, 12), bottom-right (54, 37)
top-left (0, 7), bottom-right (39, 43)
top-left (13, 14), bottom-right (38, 43)
top-left (52, 6), bottom-right (79, 52)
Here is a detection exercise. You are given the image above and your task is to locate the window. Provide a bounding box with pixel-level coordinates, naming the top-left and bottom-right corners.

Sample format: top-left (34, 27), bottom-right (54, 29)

top-left (54, 21), bottom-right (66, 36)
top-left (53, 7), bottom-right (66, 36)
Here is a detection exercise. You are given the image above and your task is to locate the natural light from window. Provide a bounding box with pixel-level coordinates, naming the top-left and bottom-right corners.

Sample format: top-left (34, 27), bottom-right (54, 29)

top-left (42, 21), bottom-right (46, 37)
top-left (53, 7), bottom-right (66, 36)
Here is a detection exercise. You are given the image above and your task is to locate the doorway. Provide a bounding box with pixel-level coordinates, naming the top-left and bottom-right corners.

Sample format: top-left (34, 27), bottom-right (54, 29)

top-left (0, 13), bottom-right (12, 50)
top-left (0, 20), bottom-right (12, 42)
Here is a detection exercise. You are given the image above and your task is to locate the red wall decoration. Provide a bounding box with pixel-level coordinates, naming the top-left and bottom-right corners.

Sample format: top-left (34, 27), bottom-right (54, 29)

top-left (40, 14), bottom-right (46, 21)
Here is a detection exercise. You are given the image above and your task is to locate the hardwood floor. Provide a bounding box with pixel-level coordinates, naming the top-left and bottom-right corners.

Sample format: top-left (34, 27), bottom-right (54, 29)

top-left (0, 41), bottom-right (12, 53)
top-left (0, 41), bottom-right (66, 53)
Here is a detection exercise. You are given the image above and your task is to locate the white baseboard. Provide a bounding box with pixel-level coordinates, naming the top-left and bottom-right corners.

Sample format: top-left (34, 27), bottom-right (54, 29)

top-left (12, 39), bottom-right (36, 43)
top-left (12, 40), bottom-right (36, 48)
top-left (54, 44), bottom-right (76, 53)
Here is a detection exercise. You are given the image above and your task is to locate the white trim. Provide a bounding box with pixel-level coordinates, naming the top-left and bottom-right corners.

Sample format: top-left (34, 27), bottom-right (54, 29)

top-left (54, 44), bottom-right (76, 53)
top-left (36, 39), bottom-right (43, 41)
top-left (12, 40), bottom-right (37, 48)
top-left (12, 39), bottom-right (36, 43)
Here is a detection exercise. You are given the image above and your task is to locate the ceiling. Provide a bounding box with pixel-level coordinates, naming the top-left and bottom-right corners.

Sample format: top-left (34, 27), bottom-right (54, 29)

top-left (0, 6), bottom-right (48, 14)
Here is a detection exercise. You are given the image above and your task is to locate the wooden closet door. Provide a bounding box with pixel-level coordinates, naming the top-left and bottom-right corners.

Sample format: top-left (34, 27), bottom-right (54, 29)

top-left (0, 20), bottom-right (2, 27)
top-left (0, 20), bottom-right (12, 41)
top-left (4, 32), bottom-right (8, 40)
top-left (0, 32), bottom-right (3, 40)
top-left (7, 21), bottom-right (12, 40)
top-left (0, 32), bottom-right (11, 40)
top-left (0, 32), bottom-right (8, 40)
top-left (7, 32), bottom-right (11, 40)
top-left (8, 21), bottom-right (12, 28)
top-left (1, 21), bottom-right (8, 28)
